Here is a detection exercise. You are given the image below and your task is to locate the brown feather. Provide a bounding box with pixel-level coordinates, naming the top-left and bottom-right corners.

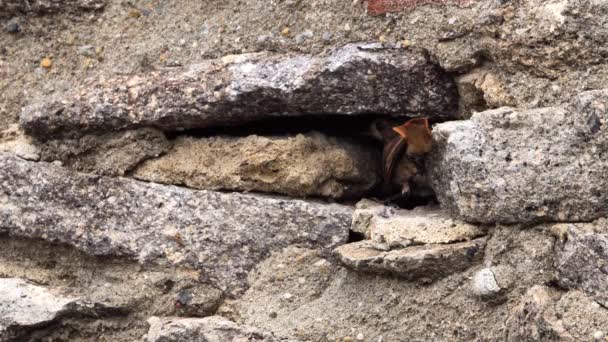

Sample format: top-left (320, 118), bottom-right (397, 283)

top-left (382, 136), bottom-right (407, 188)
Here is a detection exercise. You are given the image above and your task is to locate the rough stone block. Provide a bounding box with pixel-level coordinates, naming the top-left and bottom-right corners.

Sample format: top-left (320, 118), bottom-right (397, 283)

top-left (133, 133), bottom-right (380, 199)
top-left (20, 43), bottom-right (458, 138)
top-left (334, 237), bottom-right (486, 279)
top-left (0, 153), bottom-right (351, 295)
top-left (428, 89), bottom-right (608, 223)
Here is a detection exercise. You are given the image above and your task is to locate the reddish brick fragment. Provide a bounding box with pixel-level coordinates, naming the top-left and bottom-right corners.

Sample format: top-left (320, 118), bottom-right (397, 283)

top-left (367, 0), bottom-right (470, 15)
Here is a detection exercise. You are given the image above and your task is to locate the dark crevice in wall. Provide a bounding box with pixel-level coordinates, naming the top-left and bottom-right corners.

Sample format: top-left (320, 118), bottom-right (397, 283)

top-left (160, 113), bottom-right (454, 209)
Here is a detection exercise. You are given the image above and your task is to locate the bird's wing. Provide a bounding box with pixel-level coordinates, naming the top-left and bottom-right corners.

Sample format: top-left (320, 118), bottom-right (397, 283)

top-left (383, 136), bottom-right (407, 187)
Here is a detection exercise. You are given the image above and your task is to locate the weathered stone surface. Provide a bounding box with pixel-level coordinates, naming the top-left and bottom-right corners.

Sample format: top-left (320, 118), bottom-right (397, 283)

top-left (555, 290), bottom-right (608, 341)
top-left (146, 316), bottom-right (280, 342)
top-left (506, 286), bottom-right (571, 341)
top-left (0, 236), bottom-right (225, 340)
top-left (552, 220), bottom-right (608, 307)
top-left (0, 153), bottom-right (351, 295)
top-left (367, 0), bottom-right (469, 15)
top-left (334, 237), bottom-right (486, 279)
top-left (35, 128), bottom-right (170, 176)
top-left (351, 199), bottom-right (485, 246)
top-left (0, 124), bottom-right (39, 161)
top-left (133, 132), bottom-right (380, 199)
top-left (20, 43), bottom-right (458, 138)
top-left (506, 287), bottom-right (608, 341)
top-left (0, 278), bottom-right (75, 340)
top-left (0, 0), bottom-right (104, 17)
top-left (428, 89), bottom-right (608, 224)
top-left (234, 237), bottom-right (551, 341)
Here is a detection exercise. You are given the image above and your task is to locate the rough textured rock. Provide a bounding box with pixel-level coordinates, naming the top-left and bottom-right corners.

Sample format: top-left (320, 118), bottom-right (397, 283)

top-left (233, 232), bottom-right (556, 341)
top-left (334, 238), bottom-right (486, 280)
top-left (552, 220), bottom-right (608, 307)
top-left (0, 0), bottom-right (104, 17)
top-left (0, 153), bottom-right (351, 295)
top-left (134, 133), bottom-right (380, 199)
top-left (0, 124), bottom-right (39, 161)
top-left (0, 278), bottom-right (75, 340)
top-left (19, 43), bottom-right (458, 138)
top-left (0, 236), bottom-right (226, 341)
top-left (428, 89), bottom-right (608, 224)
top-left (555, 290), bottom-right (608, 341)
top-left (471, 267), bottom-right (501, 298)
top-left (36, 128), bottom-right (170, 176)
top-left (506, 286), bottom-right (570, 341)
top-left (351, 199), bottom-right (485, 245)
top-left (146, 316), bottom-right (280, 342)
top-left (506, 286), bottom-right (608, 341)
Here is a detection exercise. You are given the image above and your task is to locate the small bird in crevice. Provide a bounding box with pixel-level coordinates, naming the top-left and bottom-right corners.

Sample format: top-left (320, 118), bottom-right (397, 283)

top-left (369, 117), bottom-right (434, 203)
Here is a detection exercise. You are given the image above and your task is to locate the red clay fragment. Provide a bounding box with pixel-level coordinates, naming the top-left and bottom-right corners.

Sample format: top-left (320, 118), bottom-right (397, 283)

top-left (367, 0), bottom-right (470, 15)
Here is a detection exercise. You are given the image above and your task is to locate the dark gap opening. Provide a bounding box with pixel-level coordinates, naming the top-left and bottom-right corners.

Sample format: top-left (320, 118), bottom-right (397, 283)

top-left (348, 230), bottom-right (366, 243)
top-left (164, 113), bottom-right (449, 139)
top-left (163, 113), bottom-right (449, 209)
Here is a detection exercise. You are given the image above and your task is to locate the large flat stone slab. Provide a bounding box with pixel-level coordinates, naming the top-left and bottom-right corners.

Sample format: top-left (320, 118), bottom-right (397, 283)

top-left (352, 200), bottom-right (486, 246)
top-left (0, 153), bottom-right (351, 295)
top-left (334, 238), bottom-right (487, 280)
top-left (20, 43), bottom-right (458, 138)
top-left (133, 133), bottom-right (380, 199)
top-left (427, 89), bottom-right (608, 224)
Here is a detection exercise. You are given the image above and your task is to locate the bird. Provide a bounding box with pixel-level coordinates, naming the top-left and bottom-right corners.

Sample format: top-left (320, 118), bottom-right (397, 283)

top-left (368, 117), bottom-right (433, 203)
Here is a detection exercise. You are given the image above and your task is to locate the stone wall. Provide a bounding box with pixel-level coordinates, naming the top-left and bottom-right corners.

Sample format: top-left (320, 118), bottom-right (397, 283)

top-left (1, 0), bottom-right (608, 341)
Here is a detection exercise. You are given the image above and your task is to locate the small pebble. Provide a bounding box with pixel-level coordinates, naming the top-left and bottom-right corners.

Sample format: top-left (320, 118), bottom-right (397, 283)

top-left (6, 21), bottom-right (20, 34)
top-left (295, 30), bottom-right (314, 44)
top-left (257, 35), bottom-right (270, 44)
top-left (322, 31), bottom-right (332, 41)
top-left (128, 9), bottom-right (142, 18)
top-left (356, 333), bottom-right (364, 340)
top-left (269, 311), bottom-right (278, 319)
top-left (593, 331), bottom-right (605, 341)
top-left (40, 57), bottom-right (53, 69)
top-left (471, 268), bottom-right (501, 298)
top-left (283, 293), bottom-right (293, 300)
top-left (280, 27), bottom-right (291, 37)
top-left (343, 337), bottom-right (353, 342)
top-left (78, 45), bottom-right (96, 58)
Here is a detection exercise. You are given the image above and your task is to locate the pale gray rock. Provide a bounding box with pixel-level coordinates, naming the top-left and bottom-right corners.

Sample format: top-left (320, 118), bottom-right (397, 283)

top-left (0, 153), bottom-right (351, 295)
top-left (551, 220), bottom-right (608, 307)
top-left (36, 128), bottom-right (170, 176)
top-left (0, 0), bottom-right (104, 16)
top-left (471, 268), bottom-right (501, 298)
top-left (146, 316), bottom-right (281, 342)
top-left (133, 133), bottom-right (380, 199)
top-left (351, 200), bottom-right (485, 246)
top-left (333, 238), bottom-right (487, 280)
top-left (428, 89), bottom-right (608, 224)
top-left (20, 43), bottom-right (458, 138)
top-left (0, 278), bottom-right (75, 340)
